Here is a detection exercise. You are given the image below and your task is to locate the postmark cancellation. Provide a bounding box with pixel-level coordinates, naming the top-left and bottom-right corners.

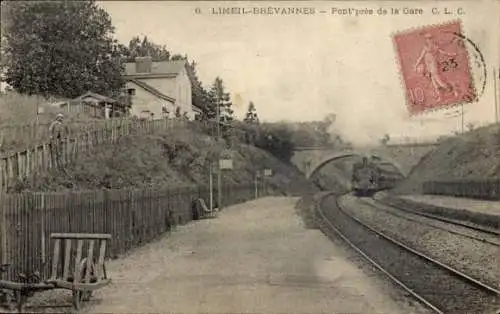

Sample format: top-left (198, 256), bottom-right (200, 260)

top-left (393, 20), bottom-right (482, 116)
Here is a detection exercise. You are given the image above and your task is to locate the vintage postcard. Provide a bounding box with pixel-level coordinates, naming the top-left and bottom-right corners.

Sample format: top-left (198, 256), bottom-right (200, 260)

top-left (0, 1), bottom-right (499, 314)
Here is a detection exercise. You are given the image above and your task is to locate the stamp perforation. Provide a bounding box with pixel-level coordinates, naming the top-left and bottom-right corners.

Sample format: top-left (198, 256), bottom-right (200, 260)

top-left (392, 19), bottom-right (483, 118)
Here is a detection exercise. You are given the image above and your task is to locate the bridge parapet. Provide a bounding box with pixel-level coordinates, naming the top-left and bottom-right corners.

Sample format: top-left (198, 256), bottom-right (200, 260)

top-left (291, 143), bottom-right (437, 179)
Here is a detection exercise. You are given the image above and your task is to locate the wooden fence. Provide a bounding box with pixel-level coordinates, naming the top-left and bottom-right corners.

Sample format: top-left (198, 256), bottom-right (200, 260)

top-left (423, 179), bottom-right (500, 200)
top-left (0, 117), bottom-right (193, 152)
top-left (0, 183), bottom-right (259, 280)
top-left (0, 117), bottom-right (131, 152)
top-left (0, 118), bottom-right (240, 191)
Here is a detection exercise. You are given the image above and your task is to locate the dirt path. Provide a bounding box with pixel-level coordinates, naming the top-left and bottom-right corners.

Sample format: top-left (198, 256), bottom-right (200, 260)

top-left (73, 197), bottom-right (414, 313)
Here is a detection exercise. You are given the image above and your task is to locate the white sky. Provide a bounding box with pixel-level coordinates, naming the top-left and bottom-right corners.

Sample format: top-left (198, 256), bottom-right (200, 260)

top-left (100, 0), bottom-right (499, 144)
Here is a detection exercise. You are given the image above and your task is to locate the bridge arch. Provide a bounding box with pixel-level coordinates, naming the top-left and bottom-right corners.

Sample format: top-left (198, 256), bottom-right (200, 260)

top-left (306, 151), bottom-right (407, 179)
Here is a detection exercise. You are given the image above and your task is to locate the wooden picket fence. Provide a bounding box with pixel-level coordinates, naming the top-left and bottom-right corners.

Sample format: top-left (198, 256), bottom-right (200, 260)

top-left (0, 118), bottom-right (235, 191)
top-left (0, 118), bottom-right (129, 152)
top-left (0, 183), bottom-right (259, 281)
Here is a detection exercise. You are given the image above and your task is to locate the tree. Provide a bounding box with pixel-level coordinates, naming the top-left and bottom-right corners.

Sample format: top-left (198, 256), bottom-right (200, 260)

top-left (126, 36), bottom-right (170, 62)
top-left (2, 1), bottom-right (124, 99)
top-left (243, 101), bottom-right (259, 124)
top-left (185, 60), bottom-right (213, 120)
top-left (209, 77), bottom-right (234, 140)
top-left (255, 123), bottom-right (295, 163)
top-left (242, 101), bottom-right (260, 144)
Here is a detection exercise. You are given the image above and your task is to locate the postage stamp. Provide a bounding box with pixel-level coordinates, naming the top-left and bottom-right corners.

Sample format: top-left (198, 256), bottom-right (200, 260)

top-left (393, 20), bottom-right (481, 116)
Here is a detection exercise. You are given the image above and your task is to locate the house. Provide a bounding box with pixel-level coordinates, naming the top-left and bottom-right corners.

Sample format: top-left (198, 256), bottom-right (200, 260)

top-left (123, 57), bottom-right (200, 120)
top-left (61, 91), bottom-right (125, 119)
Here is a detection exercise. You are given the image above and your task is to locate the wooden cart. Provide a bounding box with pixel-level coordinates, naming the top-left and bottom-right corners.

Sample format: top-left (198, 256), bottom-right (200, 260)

top-left (0, 233), bottom-right (111, 313)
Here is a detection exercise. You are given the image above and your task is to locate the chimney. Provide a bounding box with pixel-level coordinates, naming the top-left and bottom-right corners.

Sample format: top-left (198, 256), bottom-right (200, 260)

top-left (135, 56), bottom-right (152, 73)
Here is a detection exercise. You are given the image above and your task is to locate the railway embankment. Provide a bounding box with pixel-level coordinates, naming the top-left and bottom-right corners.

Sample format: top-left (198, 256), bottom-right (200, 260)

top-left (377, 192), bottom-right (500, 230)
top-left (382, 124), bottom-right (500, 230)
top-left (393, 123), bottom-right (500, 196)
top-left (9, 125), bottom-right (310, 194)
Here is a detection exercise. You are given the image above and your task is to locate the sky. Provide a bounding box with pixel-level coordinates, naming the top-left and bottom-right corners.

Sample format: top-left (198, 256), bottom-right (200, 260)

top-left (99, 1), bottom-right (497, 144)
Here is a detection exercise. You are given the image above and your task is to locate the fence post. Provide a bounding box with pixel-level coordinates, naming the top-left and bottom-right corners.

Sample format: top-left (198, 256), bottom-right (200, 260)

top-left (15, 152), bottom-right (21, 180)
top-left (39, 193), bottom-right (46, 264)
top-left (25, 148), bottom-right (30, 178)
top-left (0, 189), bottom-right (6, 264)
top-left (33, 145), bottom-right (39, 174)
top-left (41, 144), bottom-right (47, 169)
top-left (6, 156), bottom-right (12, 187)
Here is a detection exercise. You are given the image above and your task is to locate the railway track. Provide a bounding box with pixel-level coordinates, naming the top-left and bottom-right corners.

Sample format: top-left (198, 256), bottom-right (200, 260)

top-left (317, 193), bottom-right (500, 314)
top-left (373, 196), bottom-right (500, 236)
top-left (358, 197), bottom-right (500, 246)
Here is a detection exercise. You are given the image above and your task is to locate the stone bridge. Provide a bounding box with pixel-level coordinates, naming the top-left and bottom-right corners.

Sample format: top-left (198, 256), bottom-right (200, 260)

top-left (291, 143), bottom-right (438, 179)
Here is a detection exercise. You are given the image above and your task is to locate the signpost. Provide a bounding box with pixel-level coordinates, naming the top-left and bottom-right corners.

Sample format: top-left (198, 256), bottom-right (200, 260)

top-left (209, 161), bottom-right (213, 211)
top-left (254, 171), bottom-right (260, 199)
top-left (494, 67), bottom-right (499, 123)
top-left (262, 169), bottom-right (272, 196)
top-left (217, 149), bottom-right (233, 210)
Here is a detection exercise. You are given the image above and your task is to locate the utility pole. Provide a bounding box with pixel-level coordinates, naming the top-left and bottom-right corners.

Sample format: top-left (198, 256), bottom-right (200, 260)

top-left (461, 103), bottom-right (464, 134)
top-left (494, 67), bottom-right (499, 123)
top-left (209, 161), bottom-right (213, 211)
top-left (216, 91), bottom-right (222, 211)
top-left (254, 171), bottom-right (259, 199)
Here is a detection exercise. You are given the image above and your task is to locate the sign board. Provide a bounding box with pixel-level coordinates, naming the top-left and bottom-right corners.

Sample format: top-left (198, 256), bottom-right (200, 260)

top-left (219, 159), bottom-right (233, 170)
top-left (264, 169), bottom-right (273, 176)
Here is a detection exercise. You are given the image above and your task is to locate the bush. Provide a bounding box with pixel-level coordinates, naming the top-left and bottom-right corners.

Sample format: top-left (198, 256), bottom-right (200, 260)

top-left (255, 123), bottom-right (295, 163)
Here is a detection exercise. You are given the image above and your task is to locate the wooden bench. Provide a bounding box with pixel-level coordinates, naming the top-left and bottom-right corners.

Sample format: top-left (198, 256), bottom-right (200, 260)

top-left (46, 233), bottom-right (112, 310)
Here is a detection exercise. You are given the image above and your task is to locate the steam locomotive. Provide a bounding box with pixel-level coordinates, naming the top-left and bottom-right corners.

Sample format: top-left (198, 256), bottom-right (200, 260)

top-left (351, 156), bottom-right (402, 197)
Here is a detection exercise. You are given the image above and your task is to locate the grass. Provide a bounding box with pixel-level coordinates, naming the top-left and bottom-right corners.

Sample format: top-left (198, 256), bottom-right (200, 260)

top-left (394, 123), bottom-right (500, 194)
top-left (11, 124), bottom-right (310, 194)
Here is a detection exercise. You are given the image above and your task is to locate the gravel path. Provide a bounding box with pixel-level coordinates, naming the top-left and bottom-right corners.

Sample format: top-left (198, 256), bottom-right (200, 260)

top-left (339, 195), bottom-right (500, 289)
top-left (5, 197), bottom-right (423, 313)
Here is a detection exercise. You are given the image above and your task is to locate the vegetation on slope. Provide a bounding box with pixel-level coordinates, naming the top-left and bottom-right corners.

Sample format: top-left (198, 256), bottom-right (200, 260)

top-left (394, 123), bottom-right (500, 194)
top-left (10, 125), bottom-right (311, 194)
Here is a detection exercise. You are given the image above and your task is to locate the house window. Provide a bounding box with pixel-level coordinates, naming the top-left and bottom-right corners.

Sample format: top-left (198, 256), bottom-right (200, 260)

top-left (127, 88), bottom-right (136, 96)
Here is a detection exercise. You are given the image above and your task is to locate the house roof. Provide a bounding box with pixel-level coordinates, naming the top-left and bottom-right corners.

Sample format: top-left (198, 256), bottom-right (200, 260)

top-left (73, 91), bottom-right (117, 104)
top-left (128, 79), bottom-right (176, 103)
top-left (123, 60), bottom-right (187, 78)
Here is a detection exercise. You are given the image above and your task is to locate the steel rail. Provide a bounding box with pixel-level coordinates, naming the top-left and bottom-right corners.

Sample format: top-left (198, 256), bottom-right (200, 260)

top-left (316, 194), bottom-right (444, 314)
top-left (358, 197), bottom-right (500, 246)
top-left (316, 192), bottom-right (500, 314)
top-left (334, 196), bottom-right (500, 295)
top-left (374, 197), bottom-right (500, 236)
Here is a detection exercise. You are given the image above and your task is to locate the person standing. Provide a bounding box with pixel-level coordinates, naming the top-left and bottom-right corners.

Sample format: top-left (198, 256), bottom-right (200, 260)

top-left (49, 113), bottom-right (67, 170)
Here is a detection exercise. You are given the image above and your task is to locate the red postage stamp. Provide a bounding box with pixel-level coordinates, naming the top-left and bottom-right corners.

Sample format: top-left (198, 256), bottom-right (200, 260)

top-left (393, 20), bottom-right (476, 115)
